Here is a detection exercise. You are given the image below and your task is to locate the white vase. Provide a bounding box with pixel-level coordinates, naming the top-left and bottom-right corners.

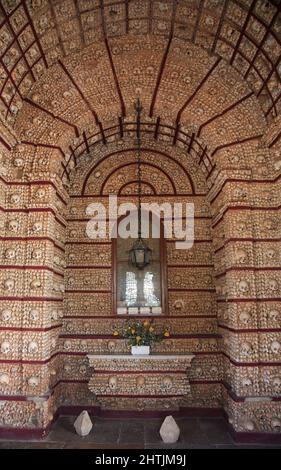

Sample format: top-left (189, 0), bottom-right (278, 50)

top-left (131, 345), bottom-right (150, 355)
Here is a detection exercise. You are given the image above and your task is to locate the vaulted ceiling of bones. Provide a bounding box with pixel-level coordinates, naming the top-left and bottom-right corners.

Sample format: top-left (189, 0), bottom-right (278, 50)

top-left (0, 0), bottom-right (280, 184)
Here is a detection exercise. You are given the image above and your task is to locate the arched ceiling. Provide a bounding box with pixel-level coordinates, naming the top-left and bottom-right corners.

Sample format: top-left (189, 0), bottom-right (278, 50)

top-left (0, 0), bottom-right (280, 185)
top-left (0, 0), bottom-right (280, 124)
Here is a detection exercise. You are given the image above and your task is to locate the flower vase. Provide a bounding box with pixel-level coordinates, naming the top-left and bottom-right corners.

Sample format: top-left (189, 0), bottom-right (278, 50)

top-left (131, 345), bottom-right (150, 355)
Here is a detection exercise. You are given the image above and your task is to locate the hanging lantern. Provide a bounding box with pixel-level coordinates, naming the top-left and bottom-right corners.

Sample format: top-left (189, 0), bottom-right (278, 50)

top-left (129, 237), bottom-right (152, 270)
top-left (128, 98), bottom-right (152, 270)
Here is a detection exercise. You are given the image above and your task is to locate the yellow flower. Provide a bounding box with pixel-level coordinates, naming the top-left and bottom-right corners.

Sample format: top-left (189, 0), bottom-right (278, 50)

top-left (149, 326), bottom-right (154, 332)
top-left (143, 320), bottom-right (149, 327)
top-left (131, 329), bottom-right (135, 335)
top-left (136, 336), bottom-right (142, 343)
top-left (164, 331), bottom-right (170, 337)
top-left (113, 331), bottom-right (119, 336)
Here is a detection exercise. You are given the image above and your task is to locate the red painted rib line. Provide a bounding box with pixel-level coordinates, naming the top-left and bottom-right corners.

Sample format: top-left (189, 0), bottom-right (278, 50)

top-left (176, 58), bottom-right (221, 124)
top-left (118, 180), bottom-right (157, 196)
top-left (0, 265), bottom-right (63, 277)
top-left (219, 324), bottom-right (281, 334)
top-left (0, 297), bottom-right (62, 302)
top-left (268, 125), bottom-right (281, 148)
top-left (222, 351), bottom-right (281, 367)
top-left (24, 98), bottom-right (79, 136)
top-left (82, 147), bottom-right (196, 194)
top-left (59, 334), bottom-right (220, 340)
top-left (1, 237), bottom-right (65, 252)
top-left (211, 134), bottom-right (263, 157)
top-left (0, 325), bottom-right (62, 333)
top-left (168, 289), bottom-right (216, 292)
top-left (214, 238), bottom-right (281, 254)
top-left (100, 160), bottom-right (177, 195)
top-left (65, 241), bottom-right (111, 245)
top-left (149, 35), bottom-right (173, 117)
top-left (212, 205), bottom-right (281, 229)
top-left (166, 239), bottom-right (212, 244)
top-left (65, 290), bottom-right (111, 294)
top-left (64, 315), bottom-right (217, 319)
top-left (197, 92), bottom-right (254, 137)
top-left (0, 178), bottom-right (67, 205)
top-left (215, 266), bottom-right (281, 278)
top-left (0, 206), bottom-right (66, 228)
top-left (0, 352), bottom-right (60, 365)
top-left (149, 0), bottom-right (178, 117)
top-left (22, 0), bottom-right (48, 68)
top-left (167, 264), bottom-right (214, 268)
top-left (58, 59), bottom-right (99, 125)
top-left (0, 134), bottom-right (12, 151)
top-left (218, 298), bottom-right (281, 303)
top-left (21, 140), bottom-right (65, 158)
top-left (92, 370), bottom-right (188, 375)
top-left (66, 265), bottom-right (111, 269)
top-left (104, 37), bottom-right (126, 117)
top-left (229, 0), bottom-right (256, 66)
top-left (210, 175), bottom-right (281, 205)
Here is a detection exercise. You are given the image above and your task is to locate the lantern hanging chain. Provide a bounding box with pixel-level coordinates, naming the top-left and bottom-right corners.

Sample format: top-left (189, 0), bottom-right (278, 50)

top-left (135, 98), bottom-right (142, 239)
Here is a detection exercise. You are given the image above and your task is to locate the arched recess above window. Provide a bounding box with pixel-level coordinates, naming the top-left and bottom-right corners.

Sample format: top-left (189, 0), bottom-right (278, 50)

top-left (112, 211), bottom-right (167, 316)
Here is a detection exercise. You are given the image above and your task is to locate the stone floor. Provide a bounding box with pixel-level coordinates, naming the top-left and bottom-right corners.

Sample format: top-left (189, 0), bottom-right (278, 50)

top-left (0, 416), bottom-right (280, 449)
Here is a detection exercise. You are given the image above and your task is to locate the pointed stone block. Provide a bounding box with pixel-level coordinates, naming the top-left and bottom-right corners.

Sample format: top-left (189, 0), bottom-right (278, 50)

top-left (74, 410), bottom-right (93, 437)
top-left (159, 415), bottom-right (180, 444)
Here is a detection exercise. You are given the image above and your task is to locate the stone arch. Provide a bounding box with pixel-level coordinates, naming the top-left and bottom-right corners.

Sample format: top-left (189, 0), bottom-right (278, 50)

top-left (0, 1), bottom-right (280, 438)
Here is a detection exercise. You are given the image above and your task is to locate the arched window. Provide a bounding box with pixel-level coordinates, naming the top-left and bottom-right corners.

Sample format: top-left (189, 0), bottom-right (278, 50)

top-left (113, 213), bottom-right (167, 315)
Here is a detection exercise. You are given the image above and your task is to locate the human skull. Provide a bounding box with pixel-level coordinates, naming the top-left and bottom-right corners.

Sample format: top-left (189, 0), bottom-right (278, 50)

top-left (3, 278), bottom-right (15, 291)
top-left (8, 219), bottom-right (19, 232)
top-left (32, 221), bottom-right (43, 233)
top-left (268, 279), bottom-right (278, 292)
top-left (32, 249), bottom-right (42, 260)
top-left (272, 376), bottom-right (281, 388)
top-left (173, 300), bottom-right (184, 310)
top-left (269, 310), bottom-right (280, 322)
top-left (51, 310), bottom-right (58, 320)
top-left (1, 309), bottom-right (12, 322)
top-left (0, 373), bottom-right (9, 385)
top-left (136, 376), bottom-right (145, 388)
top-left (266, 249), bottom-right (275, 260)
top-left (64, 364), bottom-right (71, 373)
top-left (13, 158), bottom-right (24, 168)
top-left (30, 309), bottom-right (39, 321)
top-left (163, 375), bottom-right (173, 389)
top-left (5, 248), bottom-right (16, 259)
top-left (1, 341), bottom-right (11, 354)
top-left (241, 342), bottom-right (253, 356)
top-left (30, 279), bottom-right (41, 289)
top-left (108, 376), bottom-right (117, 390)
top-left (36, 188), bottom-right (45, 199)
top-left (68, 253), bottom-right (75, 262)
top-left (63, 341), bottom-right (71, 350)
top-left (239, 311), bottom-right (251, 324)
top-left (107, 341), bottom-right (115, 352)
top-left (271, 341), bottom-right (281, 354)
top-left (10, 193), bottom-right (20, 204)
top-left (28, 341), bottom-right (39, 354)
top-left (234, 187), bottom-right (247, 200)
top-left (27, 376), bottom-right (39, 387)
top-left (244, 419), bottom-right (255, 431)
top-left (79, 365), bottom-right (87, 375)
top-left (239, 280), bottom-right (249, 293)
top-left (235, 249), bottom-right (248, 264)
top-left (210, 366), bottom-right (218, 376)
top-left (242, 377), bottom-right (252, 387)
top-left (271, 418), bottom-right (281, 431)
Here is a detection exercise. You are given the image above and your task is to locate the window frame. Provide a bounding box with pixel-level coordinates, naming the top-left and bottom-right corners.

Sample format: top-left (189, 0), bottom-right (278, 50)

top-left (112, 213), bottom-right (168, 316)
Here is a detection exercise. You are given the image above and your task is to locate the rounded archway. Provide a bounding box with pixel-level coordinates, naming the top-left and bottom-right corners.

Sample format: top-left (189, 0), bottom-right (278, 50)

top-left (0, 0), bottom-right (280, 439)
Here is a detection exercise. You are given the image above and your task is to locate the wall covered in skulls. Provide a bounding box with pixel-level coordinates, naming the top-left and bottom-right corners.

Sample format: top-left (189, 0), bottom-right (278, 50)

top-left (0, 0), bottom-right (280, 438)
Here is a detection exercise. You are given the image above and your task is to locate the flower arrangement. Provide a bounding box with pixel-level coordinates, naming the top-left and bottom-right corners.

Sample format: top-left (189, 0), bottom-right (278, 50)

top-left (113, 319), bottom-right (170, 347)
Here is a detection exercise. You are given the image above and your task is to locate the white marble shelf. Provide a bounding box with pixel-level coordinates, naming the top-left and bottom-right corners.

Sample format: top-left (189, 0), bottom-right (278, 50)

top-left (88, 354), bottom-right (194, 360)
